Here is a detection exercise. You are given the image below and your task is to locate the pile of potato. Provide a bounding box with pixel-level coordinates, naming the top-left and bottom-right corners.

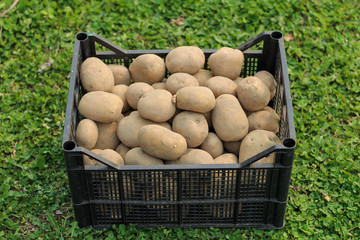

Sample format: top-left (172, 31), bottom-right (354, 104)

top-left (76, 46), bottom-right (281, 168)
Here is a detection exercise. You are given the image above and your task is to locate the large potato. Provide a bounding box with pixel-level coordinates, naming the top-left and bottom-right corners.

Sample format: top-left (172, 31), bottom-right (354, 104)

top-left (254, 70), bottom-right (277, 99)
top-left (212, 94), bottom-right (249, 141)
top-left (214, 153), bottom-right (238, 164)
top-left (78, 91), bottom-right (123, 123)
top-left (108, 64), bottom-right (131, 86)
top-left (237, 77), bottom-right (270, 112)
top-left (80, 57), bottom-right (114, 92)
top-left (193, 69), bottom-right (214, 86)
top-left (200, 132), bottom-right (223, 159)
top-left (115, 143), bottom-right (130, 160)
top-left (129, 54), bottom-right (165, 84)
top-left (175, 86), bottom-right (216, 113)
top-left (248, 108), bottom-right (280, 133)
top-left (94, 121), bottom-right (120, 150)
top-left (166, 73), bottom-right (199, 95)
top-left (223, 140), bottom-right (242, 156)
top-left (238, 130), bottom-right (280, 167)
top-left (125, 147), bottom-right (164, 165)
top-left (110, 85), bottom-right (131, 113)
top-left (168, 149), bottom-right (214, 165)
top-left (208, 47), bottom-right (244, 80)
top-left (125, 82), bottom-right (154, 110)
top-left (99, 149), bottom-right (124, 166)
top-left (205, 76), bottom-right (238, 98)
top-left (165, 46), bottom-right (205, 74)
top-left (172, 111), bottom-right (208, 148)
top-left (137, 89), bottom-right (176, 122)
top-left (138, 125), bottom-right (187, 161)
top-left (76, 119), bottom-right (98, 150)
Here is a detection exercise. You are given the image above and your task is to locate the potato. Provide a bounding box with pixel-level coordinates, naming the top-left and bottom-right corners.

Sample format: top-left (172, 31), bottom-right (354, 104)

top-left (83, 149), bottom-right (102, 166)
top-left (76, 119), bottom-right (98, 150)
top-left (138, 125), bottom-right (187, 161)
top-left (203, 111), bottom-right (212, 128)
top-left (108, 64), bottom-right (131, 86)
top-left (223, 140), bottom-right (241, 156)
top-left (78, 91), bottom-right (123, 123)
top-left (172, 111), bottom-right (209, 148)
top-left (237, 77), bottom-right (270, 112)
top-left (193, 69), bottom-right (214, 86)
top-left (254, 70), bottom-right (277, 99)
top-left (165, 46), bottom-right (205, 74)
top-left (167, 107), bottom-right (182, 125)
top-left (125, 82), bottom-right (154, 110)
top-left (137, 89), bottom-right (176, 122)
top-left (234, 77), bottom-right (244, 86)
top-left (208, 47), bottom-right (244, 80)
top-left (212, 94), bottom-right (249, 141)
top-left (94, 121), bottom-right (120, 150)
top-left (125, 147), bottom-right (164, 165)
top-left (214, 153), bottom-right (238, 164)
top-left (166, 73), bottom-right (199, 95)
top-left (152, 82), bottom-right (167, 90)
top-left (168, 149), bottom-right (214, 165)
top-left (129, 54), bottom-right (165, 84)
top-left (175, 86), bottom-right (216, 113)
top-left (200, 132), bottom-right (223, 158)
top-left (248, 108), bottom-right (280, 133)
top-left (99, 149), bottom-right (124, 166)
top-left (115, 143), bottom-right (130, 160)
top-left (80, 57), bottom-right (114, 92)
top-left (115, 113), bottom-right (125, 124)
top-left (238, 130), bottom-right (280, 167)
top-left (205, 76), bottom-right (238, 98)
top-left (110, 85), bottom-right (131, 113)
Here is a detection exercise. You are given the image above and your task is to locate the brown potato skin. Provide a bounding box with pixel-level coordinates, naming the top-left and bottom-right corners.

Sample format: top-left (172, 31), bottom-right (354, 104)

top-left (99, 149), bottom-right (124, 166)
top-left (212, 94), bottom-right (249, 141)
top-left (78, 91), bottom-right (123, 123)
top-left (125, 82), bottom-right (154, 110)
top-left (205, 76), bottom-right (238, 98)
top-left (76, 119), bottom-right (98, 150)
top-left (203, 111), bottom-right (212, 128)
top-left (200, 132), bottom-right (224, 159)
top-left (129, 54), bottom-right (166, 84)
top-left (152, 82), bottom-right (167, 90)
top-left (83, 149), bottom-right (102, 166)
top-left (237, 77), bottom-right (270, 112)
top-left (108, 64), bottom-right (131, 86)
top-left (138, 125), bottom-right (187, 161)
top-left (248, 109), bottom-right (280, 133)
top-left (214, 153), bottom-right (238, 164)
top-left (193, 69), bottom-right (214, 86)
top-left (169, 149), bottom-right (214, 165)
top-left (125, 147), bottom-right (164, 165)
top-left (165, 46), bottom-right (205, 74)
top-left (175, 86), bottom-right (216, 113)
top-left (115, 143), bottom-right (130, 160)
top-left (137, 89), bottom-right (176, 122)
top-left (172, 111), bottom-right (209, 148)
top-left (80, 57), bottom-right (114, 92)
top-left (166, 73), bottom-right (199, 95)
top-left (223, 140), bottom-right (242, 156)
top-left (111, 85), bottom-right (131, 113)
top-left (254, 70), bottom-right (277, 99)
top-left (94, 121), bottom-right (120, 150)
top-left (208, 47), bottom-right (244, 80)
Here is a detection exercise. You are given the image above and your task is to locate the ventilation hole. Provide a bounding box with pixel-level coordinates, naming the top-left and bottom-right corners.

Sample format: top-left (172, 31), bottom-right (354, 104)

top-left (271, 31), bottom-right (283, 40)
top-left (63, 140), bottom-right (76, 150)
top-left (76, 32), bottom-right (88, 41)
top-left (282, 138), bottom-right (296, 148)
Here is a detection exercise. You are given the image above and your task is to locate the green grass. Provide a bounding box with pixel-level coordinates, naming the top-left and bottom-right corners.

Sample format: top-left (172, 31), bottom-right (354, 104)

top-left (1, 0), bottom-right (359, 239)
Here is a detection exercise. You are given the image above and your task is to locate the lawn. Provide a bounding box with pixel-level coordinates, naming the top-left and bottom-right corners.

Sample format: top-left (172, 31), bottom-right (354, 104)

top-left (0, 0), bottom-right (359, 239)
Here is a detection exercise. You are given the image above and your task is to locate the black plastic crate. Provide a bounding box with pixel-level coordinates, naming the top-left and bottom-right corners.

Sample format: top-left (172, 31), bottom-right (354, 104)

top-left (62, 31), bottom-right (296, 230)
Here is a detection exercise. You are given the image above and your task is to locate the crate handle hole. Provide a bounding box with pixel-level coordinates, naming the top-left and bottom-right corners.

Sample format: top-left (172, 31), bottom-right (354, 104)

top-left (76, 33), bottom-right (88, 41)
top-left (282, 138), bottom-right (296, 148)
top-left (271, 31), bottom-right (283, 40)
top-left (63, 140), bottom-right (76, 151)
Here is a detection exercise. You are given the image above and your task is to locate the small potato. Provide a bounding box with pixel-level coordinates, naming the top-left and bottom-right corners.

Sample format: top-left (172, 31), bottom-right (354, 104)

top-left (94, 121), bottom-right (120, 150)
top-left (172, 111), bottom-right (209, 148)
top-left (76, 119), bottom-right (98, 150)
top-left (237, 77), bottom-right (270, 112)
top-left (254, 70), bottom-right (277, 99)
top-left (137, 89), bottom-right (176, 122)
top-left (175, 86), bottom-right (216, 113)
top-left (248, 109), bottom-right (280, 133)
top-left (239, 130), bottom-right (280, 167)
top-left (152, 82), bottom-right (167, 90)
top-left (169, 149), bottom-right (214, 165)
top-left (125, 147), bottom-right (164, 165)
top-left (193, 69), bottom-right (214, 86)
top-left (83, 149), bottom-right (102, 166)
top-left (108, 64), bottom-right (131, 86)
top-left (115, 143), bottom-right (130, 160)
top-left (111, 85), bottom-right (131, 113)
top-left (200, 132), bottom-right (223, 159)
top-left (125, 82), bottom-right (154, 110)
top-left (165, 46), bottom-right (205, 74)
top-left (129, 54), bottom-right (165, 84)
top-left (78, 91), bottom-right (123, 123)
top-left (212, 94), bottom-right (249, 141)
top-left (205, 76), bottom-right (238, 98)
top-left (166, 73), bottom-right (199, 95)
top-left (99, 149), bottom-right (124, 166)
top-left (138, 125), bottom-right (187, 161)
top-left (214, 153), bottom-right (238, 164)
top-left (208, 47), bottom-right (244, 80)
top-left (80, 57), bottom-right (114, 92)
top-left (223, 140), bottom-right (242, 156)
